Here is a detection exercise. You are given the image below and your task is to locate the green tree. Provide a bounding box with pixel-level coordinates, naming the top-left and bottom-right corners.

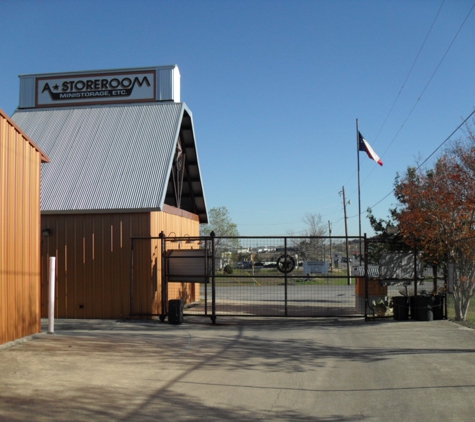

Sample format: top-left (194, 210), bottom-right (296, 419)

top-left (366, 205), bottom-right (409, 266)
top-left (200, 206), bottom-right (240, 253)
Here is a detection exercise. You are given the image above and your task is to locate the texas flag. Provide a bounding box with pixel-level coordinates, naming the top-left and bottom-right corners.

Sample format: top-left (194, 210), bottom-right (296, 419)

top-left (358, 132), bottom-right (383, 166)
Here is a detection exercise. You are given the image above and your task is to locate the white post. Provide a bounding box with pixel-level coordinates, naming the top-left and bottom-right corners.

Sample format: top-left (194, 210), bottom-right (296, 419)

top-left (48, 256), bottom-right (56, 334)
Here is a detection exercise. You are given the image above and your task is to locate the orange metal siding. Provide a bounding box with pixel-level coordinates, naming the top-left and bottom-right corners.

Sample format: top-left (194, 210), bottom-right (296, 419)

top-left (41, 208), bottom-right (200, 319)
top-left (150, 207), bottom-right (201, 306)
top-left (0, 110), bottom-right (47, 346)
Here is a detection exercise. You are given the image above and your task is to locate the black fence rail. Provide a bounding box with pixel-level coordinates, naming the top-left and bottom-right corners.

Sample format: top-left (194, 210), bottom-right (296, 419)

top-left (146, 234), bottom-right (366, 322)
top-left (363, 236), bottom-right (447, 321)
top-left (130, 233), bottom-right (449, 323)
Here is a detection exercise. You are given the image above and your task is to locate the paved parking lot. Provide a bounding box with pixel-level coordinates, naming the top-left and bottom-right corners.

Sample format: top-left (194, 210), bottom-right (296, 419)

top-left (1, 317), bottom-right (475, 421)
top-left (190, 284), bottom-right (363, 317)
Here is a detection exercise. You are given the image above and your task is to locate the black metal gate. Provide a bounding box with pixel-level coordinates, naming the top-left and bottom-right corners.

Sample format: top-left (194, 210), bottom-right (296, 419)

top-left (158, 233), bottom-right (367, 322)
top-left (363, 236), bottom-right (447, 321)
top-left (130, 233), bottom-right (448, 323)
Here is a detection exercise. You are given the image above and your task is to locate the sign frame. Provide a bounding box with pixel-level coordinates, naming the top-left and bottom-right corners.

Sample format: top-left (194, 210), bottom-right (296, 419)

top-left (35, 69), bottom-right (157, 108)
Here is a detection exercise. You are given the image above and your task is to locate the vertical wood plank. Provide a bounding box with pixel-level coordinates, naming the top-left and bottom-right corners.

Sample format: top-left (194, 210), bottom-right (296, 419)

top-left (0, 112), bottom-right (43, 345)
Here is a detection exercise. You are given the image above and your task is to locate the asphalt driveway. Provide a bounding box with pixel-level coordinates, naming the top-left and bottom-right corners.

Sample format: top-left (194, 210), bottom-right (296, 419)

top-left (1, 317), bottom-right (475, 421)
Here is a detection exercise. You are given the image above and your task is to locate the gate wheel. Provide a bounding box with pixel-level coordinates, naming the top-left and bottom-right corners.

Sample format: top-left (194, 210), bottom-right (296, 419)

top-left (276, 254), bottom-right (295, 274)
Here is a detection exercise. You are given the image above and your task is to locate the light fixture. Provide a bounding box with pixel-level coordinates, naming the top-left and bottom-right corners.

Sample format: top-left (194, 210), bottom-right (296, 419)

top-left (167, 232), bottom-right (179, 242)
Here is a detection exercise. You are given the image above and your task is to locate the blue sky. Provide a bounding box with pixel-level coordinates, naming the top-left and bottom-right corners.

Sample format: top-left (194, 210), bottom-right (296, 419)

top-left (1, 0), bottom-right (474, 238)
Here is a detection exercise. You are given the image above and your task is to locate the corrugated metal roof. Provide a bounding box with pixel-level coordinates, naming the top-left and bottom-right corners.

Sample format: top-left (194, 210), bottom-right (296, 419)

top-left (11, 103), bottom-right (207, 223)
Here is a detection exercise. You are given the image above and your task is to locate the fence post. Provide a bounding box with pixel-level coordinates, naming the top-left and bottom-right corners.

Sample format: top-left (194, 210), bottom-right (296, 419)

top-left (47, 256), bottom-right (56, 334)
top-left (414, 243), bottom-right (418, 296)
top-left (364, 235), bottom-right (368, 321)
top-left (210, 231), bottom-right (216, 323)
top-left (159, 231), bottom-right (167, 321)
top-left (284, 237), bottom-right (288, 317)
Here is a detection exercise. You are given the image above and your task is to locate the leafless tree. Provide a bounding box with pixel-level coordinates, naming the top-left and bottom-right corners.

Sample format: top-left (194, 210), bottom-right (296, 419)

top-left (289, 213), bottom-right (326, 261)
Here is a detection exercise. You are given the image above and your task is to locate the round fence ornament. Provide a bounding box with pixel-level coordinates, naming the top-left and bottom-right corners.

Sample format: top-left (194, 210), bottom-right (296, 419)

top-left (276, 254), bottom-right (296, 274)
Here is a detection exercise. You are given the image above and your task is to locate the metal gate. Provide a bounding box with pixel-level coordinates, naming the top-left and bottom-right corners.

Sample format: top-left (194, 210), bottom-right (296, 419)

top-left (155, 233), bottom-right (367, 322)
top-left (363, 236), bottom-right (447, 321)
top-left (130, 233), bottom-right (448, 323)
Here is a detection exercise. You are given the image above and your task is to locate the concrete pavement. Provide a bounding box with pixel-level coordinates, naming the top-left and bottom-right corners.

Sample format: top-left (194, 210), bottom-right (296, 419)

top-left (1, 317), bottom-right (475, 421)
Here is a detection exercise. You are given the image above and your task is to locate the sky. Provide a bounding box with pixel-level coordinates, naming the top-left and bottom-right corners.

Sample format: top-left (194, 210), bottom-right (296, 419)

top-left (1, 0), bottom-right (474, 239)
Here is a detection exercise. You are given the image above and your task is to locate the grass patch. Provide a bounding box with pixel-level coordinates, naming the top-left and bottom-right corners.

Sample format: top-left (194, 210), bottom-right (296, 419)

top-left (446, 295), bottom-right (475, 329)
top-left (294, 278), bottom-right (351, 286)
top-left (210, 270), bottom-right (355, 287)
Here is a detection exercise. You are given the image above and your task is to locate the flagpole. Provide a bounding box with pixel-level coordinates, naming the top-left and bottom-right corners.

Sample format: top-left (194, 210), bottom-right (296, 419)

top-left (356, 118), bottom-right (362, 264)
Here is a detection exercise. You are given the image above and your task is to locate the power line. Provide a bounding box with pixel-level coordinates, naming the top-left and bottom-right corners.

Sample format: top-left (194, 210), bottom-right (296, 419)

top-left (415, 109), bottom-right (475, 169)
top-left (342, 0), bottom-right (460, 208)
top-left (365, 108), bottom-right (475, 214)
top-left (372, 0), bottom-right (446, 144)
top-left (334, 2), bottom-right (475, 231)
top-left (355, 1), bottom-right (475, 218)
top-left (379, 0), bottom-right (475, 159)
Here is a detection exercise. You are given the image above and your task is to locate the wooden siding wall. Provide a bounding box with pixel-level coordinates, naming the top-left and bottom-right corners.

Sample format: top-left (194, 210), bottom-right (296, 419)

top-left (41, 208), bottom-right (199, 319)
top-left (150, 208), bottom-right (200, 314)
top-left (0, 113), bottom-right (43, 345)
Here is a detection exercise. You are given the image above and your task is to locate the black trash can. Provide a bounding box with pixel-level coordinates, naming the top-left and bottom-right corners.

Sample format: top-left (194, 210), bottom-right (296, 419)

top-left (412, 296), bottom-right (433, 321)
top-left (392, 296), bottom-right (410, 321)
top-left (432, 295), bottom-right (444, 320)
top-left (410, 296), bottom-right (417, 320)
top-left (168, 299), bottom-right (184, 324)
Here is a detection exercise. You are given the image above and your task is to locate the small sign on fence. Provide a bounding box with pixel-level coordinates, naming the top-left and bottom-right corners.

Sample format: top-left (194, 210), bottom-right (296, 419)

top-left (167, 249), bottom-right (210, 283)
top-left (303, 261), bottom-right (328, 274)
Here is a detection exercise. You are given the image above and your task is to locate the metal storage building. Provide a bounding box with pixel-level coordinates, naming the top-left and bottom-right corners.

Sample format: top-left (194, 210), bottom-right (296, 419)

top-left (0, 108), bottom-right (49, 344)
top-left (11, 65), bottom-right (208, 319)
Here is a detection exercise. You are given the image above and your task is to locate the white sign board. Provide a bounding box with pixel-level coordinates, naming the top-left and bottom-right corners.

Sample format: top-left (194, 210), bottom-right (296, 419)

top-left (303, 261), bottom-right (328, 274)
top-left (36, 70), bottom-right (156, 107)
top-left (379, 252), bottom-right (422, 279)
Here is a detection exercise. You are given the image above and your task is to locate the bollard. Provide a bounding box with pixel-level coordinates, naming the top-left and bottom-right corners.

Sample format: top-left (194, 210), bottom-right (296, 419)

top-left (48, 257), bottom-right (56, 334)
